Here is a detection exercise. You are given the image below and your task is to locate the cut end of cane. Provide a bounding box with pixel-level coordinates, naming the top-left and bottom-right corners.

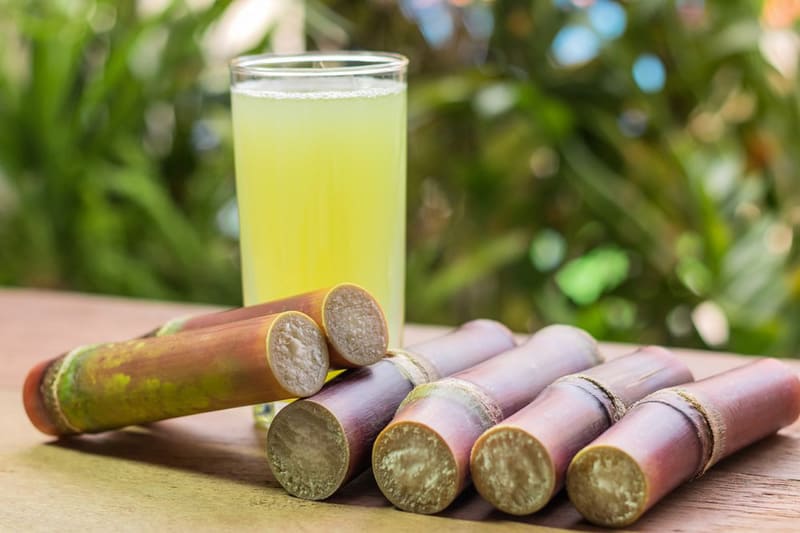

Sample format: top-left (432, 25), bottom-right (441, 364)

top-left (267, 400), bottom-right (349, 500)
top-left (323, 283), bottom-right (389, 367)
top-left (471, 426), bottom-right (555, 516)
top-left (567, 445), bottom-right (647, 528)
top-left (267, 312), bottom-right (329, 398)
top-left (373, 421), bottom-right (458, 514)
top-left (22, 359), bottom-right (61, 436)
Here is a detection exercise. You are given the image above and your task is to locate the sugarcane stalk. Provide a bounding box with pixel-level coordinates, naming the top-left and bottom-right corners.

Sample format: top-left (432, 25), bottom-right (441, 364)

top-left (23, 312), bottom-right (329, 436)
top-left (371, 325), bottom-right (601, 515)
top-left (148, 283), bottom-right (388, 368)
top-left (566, 358), bottom-right (800, 528)
top-left (266, 319), bottom-right (516, 500)
top-left (470, 346), bottom-right (693, 515)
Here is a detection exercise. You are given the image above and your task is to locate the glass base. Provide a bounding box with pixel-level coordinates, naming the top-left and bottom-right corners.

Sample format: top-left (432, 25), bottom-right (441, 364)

top-left (252, 401), bottom-right (290, 429)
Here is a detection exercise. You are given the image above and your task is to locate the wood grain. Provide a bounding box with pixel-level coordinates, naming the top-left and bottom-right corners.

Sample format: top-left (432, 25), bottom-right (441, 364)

top-left (1, 289), bottom-right (798, 531)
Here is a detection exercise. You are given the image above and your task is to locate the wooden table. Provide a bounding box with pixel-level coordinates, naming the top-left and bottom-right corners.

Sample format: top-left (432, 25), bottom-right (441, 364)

top-left (1, 289), bottom-right (798, 532)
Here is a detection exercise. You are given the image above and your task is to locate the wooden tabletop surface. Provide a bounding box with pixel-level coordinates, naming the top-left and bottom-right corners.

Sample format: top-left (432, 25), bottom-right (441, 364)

top-left (1, 288), bottom-right (798, 532)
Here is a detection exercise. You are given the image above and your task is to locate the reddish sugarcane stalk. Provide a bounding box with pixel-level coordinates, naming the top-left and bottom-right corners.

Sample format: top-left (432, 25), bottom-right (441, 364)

top-left (23, 312), bottom-right (329, 436)
top-left (566, 358), bottom-right (800, 528)
top-left (470, 346), bottom-right (693, 515)
top-left (147, 283), bottom-right (388, 368)
top-left (371, 325), bottom-right (601, 515)
top-left (266, 319), bottom-right (516, 500)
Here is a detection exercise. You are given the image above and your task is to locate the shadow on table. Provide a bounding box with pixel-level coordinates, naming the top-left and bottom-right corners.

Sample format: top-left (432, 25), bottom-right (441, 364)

top-left (330, 467), bottom-right (597, 530)
top-left (48, 408), bottom-right (274, 488)
top-left (43, 406), bottom-right (596, 528)
top-left (44, 410), bottom-right (793, 530)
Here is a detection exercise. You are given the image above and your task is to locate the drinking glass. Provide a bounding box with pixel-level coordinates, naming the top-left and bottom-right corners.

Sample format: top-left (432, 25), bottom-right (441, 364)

top-left (229, 52), bottom-right (407, 424)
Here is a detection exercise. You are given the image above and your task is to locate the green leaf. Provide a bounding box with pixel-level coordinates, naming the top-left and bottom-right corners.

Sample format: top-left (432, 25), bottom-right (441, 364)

top-left (556, 247), bottom-right (630, 306)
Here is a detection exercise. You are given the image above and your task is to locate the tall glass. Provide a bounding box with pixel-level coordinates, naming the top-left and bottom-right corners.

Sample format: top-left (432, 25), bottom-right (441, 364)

top-left (229, 52), bottom-right (407, 422)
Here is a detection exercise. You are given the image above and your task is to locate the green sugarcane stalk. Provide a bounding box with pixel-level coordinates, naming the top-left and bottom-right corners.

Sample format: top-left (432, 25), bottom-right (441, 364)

top-left (24, 312), bottom-right (329, 435)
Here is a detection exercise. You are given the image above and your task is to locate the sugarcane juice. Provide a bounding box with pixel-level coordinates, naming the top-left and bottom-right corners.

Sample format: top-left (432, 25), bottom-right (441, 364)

top-left (231, 77), bottom-right (406, 345)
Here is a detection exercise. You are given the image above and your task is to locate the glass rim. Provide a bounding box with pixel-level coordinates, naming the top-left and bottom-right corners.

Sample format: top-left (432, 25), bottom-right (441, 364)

top-left (230, 51), bottom-right (408, 78)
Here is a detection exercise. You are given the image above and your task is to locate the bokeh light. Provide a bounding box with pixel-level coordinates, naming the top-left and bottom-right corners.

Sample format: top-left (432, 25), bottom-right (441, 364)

top-left (632, 53), bottom-right (666, 93)
top-left (676, 0), bottom-right (707, 28)
top-left (617, 108), bottom-right (648, 137)
top-left (551, 25), bottom-right (600, 67)
top-left (529, 229), bottom-right (566, 272)
top-left (401, 0), bottom-right (455, 49)
top-left (588, 1), bottom-right (627, 41)
top-left (463, 2), bottom-right (494, 40)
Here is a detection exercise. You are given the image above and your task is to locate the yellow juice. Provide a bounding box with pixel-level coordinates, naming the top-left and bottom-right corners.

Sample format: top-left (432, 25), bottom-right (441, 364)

top-left (231, 78), bottom-right (406, 344)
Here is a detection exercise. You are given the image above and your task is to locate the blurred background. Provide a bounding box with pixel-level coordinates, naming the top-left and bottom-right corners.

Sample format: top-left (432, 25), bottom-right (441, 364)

top-left (1, 0), bottom-right (799, 357)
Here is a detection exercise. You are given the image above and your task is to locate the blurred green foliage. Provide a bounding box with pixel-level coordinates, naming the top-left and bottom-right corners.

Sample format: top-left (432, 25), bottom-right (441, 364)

top-left (0, 0), bottom-right (240, 302)
top-left (1, 0), bottom-right (799, 357)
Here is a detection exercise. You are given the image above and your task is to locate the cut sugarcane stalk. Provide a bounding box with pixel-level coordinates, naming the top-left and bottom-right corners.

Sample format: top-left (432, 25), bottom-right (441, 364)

top-left (470, 346), bottom-right (693, 515)
top-left (566, 358), bottom-right (800, 528)
top-left (372, 325), bottom-right (601, 514)
top-left (149, 283), bottom-right (387, 368)
top-left (266, 319), bottom-right (516, 500)
top-left (23, 312), bottom-right (328, 435)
